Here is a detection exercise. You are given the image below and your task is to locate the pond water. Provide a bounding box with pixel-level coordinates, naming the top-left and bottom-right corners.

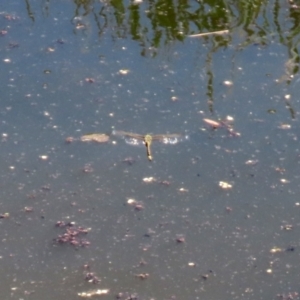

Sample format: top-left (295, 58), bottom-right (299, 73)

top-left (0, 0), bottom-right (300, 299)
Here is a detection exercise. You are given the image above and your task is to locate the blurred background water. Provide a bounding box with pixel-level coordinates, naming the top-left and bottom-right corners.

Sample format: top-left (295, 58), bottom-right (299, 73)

top-left (0, 0), bottom-right (300, 299)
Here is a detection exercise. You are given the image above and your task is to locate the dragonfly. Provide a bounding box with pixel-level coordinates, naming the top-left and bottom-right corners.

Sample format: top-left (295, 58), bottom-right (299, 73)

top-left (112, 130), bottom-right (188, 161)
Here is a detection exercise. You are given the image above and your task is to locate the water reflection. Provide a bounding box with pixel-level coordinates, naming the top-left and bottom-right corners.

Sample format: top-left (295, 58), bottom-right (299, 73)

top-left (28, 0), bottom-right (300, 113)
top-left (1, 0), bottom-right (300, 299)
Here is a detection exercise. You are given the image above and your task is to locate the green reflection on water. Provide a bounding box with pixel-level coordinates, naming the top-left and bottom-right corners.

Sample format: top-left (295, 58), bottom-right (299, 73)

top-left (25, 0), bottom-right (300, 115)
top-left (29, 0), bottom-right (300, 59)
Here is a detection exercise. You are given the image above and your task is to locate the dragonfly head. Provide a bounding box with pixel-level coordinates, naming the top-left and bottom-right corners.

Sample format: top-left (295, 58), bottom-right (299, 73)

top-left (144, 134), bottom-right (152, 144)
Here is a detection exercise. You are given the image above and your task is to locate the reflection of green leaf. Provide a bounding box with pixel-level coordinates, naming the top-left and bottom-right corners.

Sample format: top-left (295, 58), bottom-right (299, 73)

top-left (25, 0), bottom-right (300, 88)
top-left (129, 4), bottom-right (140, 40)
top-left (69, 0), bottom-right (231, 52)
top-left (111, 0), bottom-right (125, 31)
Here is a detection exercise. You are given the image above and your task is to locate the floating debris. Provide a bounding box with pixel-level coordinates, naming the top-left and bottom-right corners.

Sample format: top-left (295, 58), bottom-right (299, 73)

top-left (142, 177), bottom-right (156, 183)
top-left (82, 164), bottom-right (94, 173)
top-left (226, 116), bottom-right (234, 121)
top-left (119, 69), bottom-right (130, 75)
top-left (189, 29), bottom-right (229, 38)
top-left (39, 155), bottom-right (48, 160)
top-left (135, 273), bottom-right (149, 279)
top-left (176, 235), bottom-right (185, 243)
top-left (278, 124), bottom-right (291, 130)
top-left (225, 206), bottom-right (233, 213)
top-left (245, 160), bottom-right (259, 166)
top-left (4, 14), bottom-right (19, 21)
top-left (78, 289), bottom-right (109, 298)
top-left (76, 23), bottom-right (86, 30)
top-left (203, 118), bottom-right (222, 128)
top-left (85, 272), bottom-right (101, 284)
top-left (223, 80), bottom-right (233, 86)
top-left (47, 47), bottom-right (55, 52)
top-left (85, 78), bottom-right (95, 83)
top-left (133, 203), bottom-right (144, 211)
top-left (201, 273), bottom-right (210, 280)
top-left (281, 224), bottom-right (293, 231)
top-left (277, 292), bottom-right (299, 300)
top-left (0, 212), bottom-right (9, 219)
top-left (275, 167), bottom-right (286, 173)
top-left (80, 133), bottom-right (109, 143)
top-left (266, 268), bottom-right (273, 274)
top-left (159, 180), bottom-right (171, 186)
top-left (203, 117), bottom-right (240, 137)
top-left (127, 198), bottom-right (144, 211)
top-left (219, 181), bottom-right (232, 189)
top-left (53, 221), bottom-right (91, 248)
top-left (270, 247), bottom-right (284, 253)
top-left (280, 178), bottom-right (289, 184)
top-left (24, 207), bottom-right (33, 212)
top-left (65, 136), bottom-right (75, 143)
top-left (65, 134), bottom-right (110, 144)
top-left (127, 198), bottom-right (137, 205)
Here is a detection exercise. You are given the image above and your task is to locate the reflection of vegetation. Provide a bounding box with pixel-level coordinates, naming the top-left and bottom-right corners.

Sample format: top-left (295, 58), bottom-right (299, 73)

top-left (67, 0), bottom-right (300, 71)
top-left (35, 0), bottom-right (300, 114)
top-left (25, 0), bottom-right (35, 22)
top-left (69, 0), bottom-right (231, 55)
top-left (30, 0), bottom-right (300, 63)
top-left (111, 0), bottom-right (125, 34)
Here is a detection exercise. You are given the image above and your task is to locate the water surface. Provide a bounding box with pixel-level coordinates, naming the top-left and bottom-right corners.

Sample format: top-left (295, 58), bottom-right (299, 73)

top-left (0, 0), bottom-right (300, 299)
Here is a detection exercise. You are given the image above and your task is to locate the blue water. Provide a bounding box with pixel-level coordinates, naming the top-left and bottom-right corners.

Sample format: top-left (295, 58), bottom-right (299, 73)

top-left (0, 0), bottom-right (300, 299)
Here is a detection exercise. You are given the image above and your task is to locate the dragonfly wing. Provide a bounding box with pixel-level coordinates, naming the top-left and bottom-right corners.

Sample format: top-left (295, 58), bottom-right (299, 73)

top-left (162, 137), bottom-right (181, 144)
top-left (154, 134), bottom-right (189, 144)
top-left (112, 130), bottom-right (144, 146)
top-left (124, 137), bottom-right (144, 146)
top-left (112, 130), bottom-right (132, 137)
top-left (113, 130), bottom-right (144, 139)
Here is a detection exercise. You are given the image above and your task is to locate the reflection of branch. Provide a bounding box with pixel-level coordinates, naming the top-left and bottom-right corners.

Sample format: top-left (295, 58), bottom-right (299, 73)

top-left (206, 55), bottom-right (214, 114)
top-left (203, 33), bottom-right (231, 113)
top-left (285, 97), bottom-right (296, 119)
top-left (25, 0), bottom-right (35, 22)
top-left (93, 9), bottom-right (107, 38)
top-left (276, 46), bottom-right (300, 85)
top-left (188, 30), bottom-right (229, 38)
